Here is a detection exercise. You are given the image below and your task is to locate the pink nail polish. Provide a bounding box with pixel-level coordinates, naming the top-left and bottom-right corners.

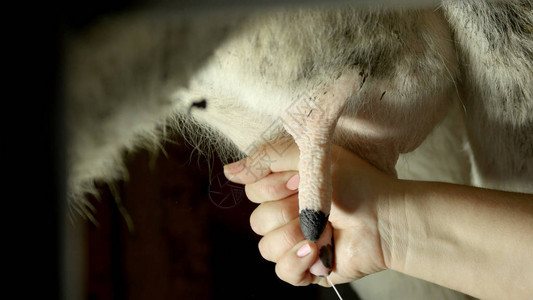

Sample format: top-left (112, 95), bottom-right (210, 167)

top-left (286, 174), bottom-right (300, 190)
top-left (297, 243), bottom-right (311, 257)
top-left (224, 160), bottom-right (245, 174)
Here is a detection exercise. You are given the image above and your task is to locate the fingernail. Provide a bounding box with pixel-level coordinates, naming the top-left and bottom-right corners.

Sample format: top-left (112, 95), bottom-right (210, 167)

top-left (297, 243), bottom-right (311, 257)
top-left (286, 174), bottom-right (300, 191)
top-left (224, 160), bottom-right (245, 174)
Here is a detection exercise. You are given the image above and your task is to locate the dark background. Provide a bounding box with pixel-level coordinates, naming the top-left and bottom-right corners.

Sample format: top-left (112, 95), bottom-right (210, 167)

top-left (83, 135), bottom-right (326, 299)
top-left (79, 134), bottom-right (361, 299)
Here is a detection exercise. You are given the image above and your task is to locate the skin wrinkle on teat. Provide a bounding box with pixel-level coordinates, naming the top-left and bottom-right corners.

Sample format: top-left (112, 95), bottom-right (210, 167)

top-left (281, 71), bottom-right (359, 276)
top-left (282, 71), bottom-right (358, 238)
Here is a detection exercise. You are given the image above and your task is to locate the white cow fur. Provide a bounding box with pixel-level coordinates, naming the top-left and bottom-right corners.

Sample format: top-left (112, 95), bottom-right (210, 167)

top-left (63, 1), bottom-right (532, 299)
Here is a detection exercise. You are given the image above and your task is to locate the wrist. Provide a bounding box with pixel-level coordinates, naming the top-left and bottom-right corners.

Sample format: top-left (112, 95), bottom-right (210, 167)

top-left (376, 178), bottom-right (409, 272)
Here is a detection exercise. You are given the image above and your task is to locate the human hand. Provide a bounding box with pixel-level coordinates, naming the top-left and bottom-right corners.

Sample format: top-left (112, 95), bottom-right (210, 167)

top-left (224, 143), bottom-right (400, 287)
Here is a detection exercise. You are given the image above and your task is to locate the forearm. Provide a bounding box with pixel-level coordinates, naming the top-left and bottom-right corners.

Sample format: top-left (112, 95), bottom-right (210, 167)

top-left (378, 180), bottom-right (533, 300)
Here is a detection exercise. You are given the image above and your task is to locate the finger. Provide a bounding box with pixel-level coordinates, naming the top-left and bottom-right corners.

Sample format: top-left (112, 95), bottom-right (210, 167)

top-left (245, 172), bottom-right (299, 204)
top-left (223, 142), bottom-right (300, 184)
top-left (258, 218), bottom-right (304, 263)
top-left (250, 194), bottom-right (299, 236)
top-left (309, 222), bottom-right (334, 277)
top-left (275, 241), bottom-right (318, 286)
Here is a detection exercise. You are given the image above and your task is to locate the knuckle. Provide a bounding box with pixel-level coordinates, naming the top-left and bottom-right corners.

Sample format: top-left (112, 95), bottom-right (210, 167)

top-left (244, 183), bottom-right (260, 203)
top-left (279, 203), bottom-right (294, 225)
top-left (275, 261), bottom-right (310, 287)
top-left (274, 262), bottom-right (291, 284)
top-left (282, 220), bottom-right (303, 247)
top-left (293, 275), bottom-right (312, 287)
top-left (249, 209), bottom-right (264, 235)
top-left (246, 178), bottom-right (286, 202)
top-left (258, 237), bottom-right (274, 262)
top-left (260, 184), bottom-right (283, 201)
